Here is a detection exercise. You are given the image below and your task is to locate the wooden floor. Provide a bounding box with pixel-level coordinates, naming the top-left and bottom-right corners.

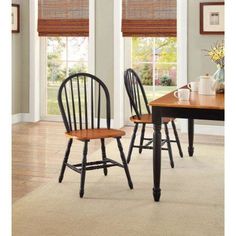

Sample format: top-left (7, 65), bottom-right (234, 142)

top-left (12, 121), bottom-right (224, 203)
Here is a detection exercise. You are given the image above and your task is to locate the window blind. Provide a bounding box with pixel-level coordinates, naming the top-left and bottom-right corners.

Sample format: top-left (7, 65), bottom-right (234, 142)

top-left (122, 0), bottom-right (176, 37)
top-left (38, 0), bottom-right (89, 36)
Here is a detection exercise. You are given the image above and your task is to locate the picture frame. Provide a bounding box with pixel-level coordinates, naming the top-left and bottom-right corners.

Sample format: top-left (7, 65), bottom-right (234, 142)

top-left (200, 2), bottom-right (224, 35)
top-left (12, 4), bottom-right (20, 33)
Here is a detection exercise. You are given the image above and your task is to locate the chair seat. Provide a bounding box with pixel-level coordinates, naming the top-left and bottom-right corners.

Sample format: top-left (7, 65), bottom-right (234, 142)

top-left (66, 128), bottom-right (126, 141)
top-left (130, 114), bottom-right (174, 124)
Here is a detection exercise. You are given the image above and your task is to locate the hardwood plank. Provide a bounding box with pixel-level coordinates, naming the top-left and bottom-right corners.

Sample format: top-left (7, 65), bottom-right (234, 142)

top-left (12, 121), bottom-right (224, 202)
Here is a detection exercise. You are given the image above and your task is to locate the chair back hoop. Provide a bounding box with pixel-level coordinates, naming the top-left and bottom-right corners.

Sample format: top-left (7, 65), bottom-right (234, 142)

top-left (58, 73), bottom-right (111, 132)
top-left (124, 68), bottom-right (151, 119)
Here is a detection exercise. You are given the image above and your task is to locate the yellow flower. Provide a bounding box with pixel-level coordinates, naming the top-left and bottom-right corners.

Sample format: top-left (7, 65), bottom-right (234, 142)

top-left (204, 41), bottom-right (224, 66)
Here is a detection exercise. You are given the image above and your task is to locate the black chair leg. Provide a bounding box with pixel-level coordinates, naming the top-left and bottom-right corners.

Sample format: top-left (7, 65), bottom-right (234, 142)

top-left (116, 138), bottom-right (133, 189)
top-left (59, 139), bottom-right (73, 183)
top-left (101, 138), bottom-right (108, 176)
top-left (164, 123), bottom-right (174, 168)
top-left (171, 120), bottom-right (183, 158)
top-left (80, 141), bottom-right (89, 198)
top-left (127, 123), bottom-right (139, 163)
top-left (139, 123), bottom-right (146, 154)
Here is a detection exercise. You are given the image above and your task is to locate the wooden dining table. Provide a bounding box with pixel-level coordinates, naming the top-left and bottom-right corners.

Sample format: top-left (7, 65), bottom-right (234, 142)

top-left (149, 88), bottom-right (224, 202)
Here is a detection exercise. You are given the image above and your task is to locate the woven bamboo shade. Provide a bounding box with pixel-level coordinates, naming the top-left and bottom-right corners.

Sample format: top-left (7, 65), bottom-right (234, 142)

top-left (122, 0), bottom-right (176, 37)
top-left (38, 0), bottom-right (89, 36)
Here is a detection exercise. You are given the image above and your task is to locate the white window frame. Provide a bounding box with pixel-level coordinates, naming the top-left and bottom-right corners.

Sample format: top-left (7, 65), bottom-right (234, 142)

top-left (113, 0), bottom-right (124, 128)
top-left (29, 0), bottom-right (40, 122)
top-left (40, 37), bottom-right (49, 120)
top-left (177, 0), bottom-right (188, 131)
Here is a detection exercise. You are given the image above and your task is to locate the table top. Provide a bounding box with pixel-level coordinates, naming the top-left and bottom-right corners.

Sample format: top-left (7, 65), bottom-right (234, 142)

top-left (149, 88), bottom-right (224, 110)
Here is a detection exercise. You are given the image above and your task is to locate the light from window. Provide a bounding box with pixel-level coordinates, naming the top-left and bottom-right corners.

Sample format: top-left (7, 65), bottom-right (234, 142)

top-left (131, 37), bottom-right (177, 102)
top-left (46, 37), bottom-right (88, 115)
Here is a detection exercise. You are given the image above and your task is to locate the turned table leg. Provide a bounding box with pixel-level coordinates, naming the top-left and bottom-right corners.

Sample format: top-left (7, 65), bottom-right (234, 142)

top-left (188, 119), bottom-right (194, 156)
top-left (153, 116), bottom-right (162, 202)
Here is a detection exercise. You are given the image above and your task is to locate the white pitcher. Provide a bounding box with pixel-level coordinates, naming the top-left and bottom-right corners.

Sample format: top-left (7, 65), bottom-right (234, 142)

top-left (198, 74), bottom-right (216, 96)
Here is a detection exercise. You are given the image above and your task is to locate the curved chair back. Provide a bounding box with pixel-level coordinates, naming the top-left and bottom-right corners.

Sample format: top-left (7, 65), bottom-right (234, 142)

top-left (58, 73), bottom-right (111, 132)
top-left (124, 68), bottom-right (151, 119)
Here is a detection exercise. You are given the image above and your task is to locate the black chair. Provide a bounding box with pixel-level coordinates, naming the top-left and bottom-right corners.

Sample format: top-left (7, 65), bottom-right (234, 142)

top-left (124, 68), bottom-right (183, 168)
top-left (58, 73), bottom-right (133, 198)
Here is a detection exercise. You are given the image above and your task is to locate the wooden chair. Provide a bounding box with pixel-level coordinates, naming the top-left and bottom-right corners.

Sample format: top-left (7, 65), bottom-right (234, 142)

top-left (124, 68), bottom-right (183, 168)
top-left (58, 73), bottom-right (133, 198)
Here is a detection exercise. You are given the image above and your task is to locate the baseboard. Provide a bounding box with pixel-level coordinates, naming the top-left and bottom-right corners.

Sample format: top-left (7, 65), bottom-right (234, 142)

top-left (124, 120), bottom-right (181, 130)
top-left (94, 118), bottom-right (114, 128)
top-left (195, 125), bottom-right (224, 136)
top-left (125, 120), bottom-right (224, 136)
top-left (12, 114), bottom-right (22, 124)
top-left (181, 122), bottom-right (224, 136)
top-left (12, 113), bottom-right (32, 124)
top-left (12, 115), bottom-right (115, 128)
top-left (13, 114), bottom-right (224, 136)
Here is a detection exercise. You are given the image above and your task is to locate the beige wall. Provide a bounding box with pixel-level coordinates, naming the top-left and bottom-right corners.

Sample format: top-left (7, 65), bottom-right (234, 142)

top-left (95, 0), bottom-right (114, 118)
top-left (187, 0), bottom-right (224, 126)
top-left (12, 0), bottom-right (29, 114)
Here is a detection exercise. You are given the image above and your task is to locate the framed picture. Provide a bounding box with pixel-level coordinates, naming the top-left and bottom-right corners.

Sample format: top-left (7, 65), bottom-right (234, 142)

top-left (200, 2), bottom-right (224, 35)
top-left (12, 4), bottom-right (20, 33)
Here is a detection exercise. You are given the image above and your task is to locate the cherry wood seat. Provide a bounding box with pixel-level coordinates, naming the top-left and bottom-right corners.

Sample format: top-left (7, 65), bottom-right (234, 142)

top-left (124, 68), bottom-right (183, 167)
top-left (58, 73), bottom-right (133, 198)
top-left (66, 128), bottom-right (126, 141)
top-left (130, 114), bottom-right (173, 124)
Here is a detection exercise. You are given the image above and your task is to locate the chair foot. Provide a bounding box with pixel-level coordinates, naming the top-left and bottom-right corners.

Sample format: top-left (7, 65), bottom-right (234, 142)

top-left (128, 181), bottom-right (133, 189)
top-left (80, 190), bottom-right (84, 198)
top-left (170, 161), bottom-right (174, 168)
top-left (58, 176), bottom-right (63, 183)
top-left (153, 188), bottom-right (161, 202)
top-left (103, 169), bottom-right (108, 176)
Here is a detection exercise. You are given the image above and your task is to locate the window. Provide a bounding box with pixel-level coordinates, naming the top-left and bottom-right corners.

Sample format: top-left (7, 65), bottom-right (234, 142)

top-left (42, 37), bottom-right (88, 117)
top-left (131, 37), bottom-right (177, 102)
